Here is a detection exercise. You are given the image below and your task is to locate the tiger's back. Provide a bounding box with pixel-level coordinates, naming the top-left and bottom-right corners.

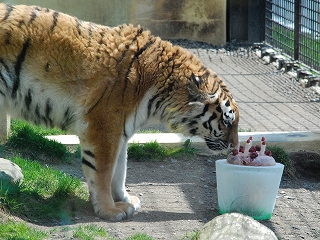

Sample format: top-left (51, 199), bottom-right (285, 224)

top-left (0, 3), bottom-right (239, 221)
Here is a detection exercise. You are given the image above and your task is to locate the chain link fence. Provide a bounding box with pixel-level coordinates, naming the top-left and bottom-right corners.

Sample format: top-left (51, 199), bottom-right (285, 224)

top-left (265, 0), bottom-right (320, 71)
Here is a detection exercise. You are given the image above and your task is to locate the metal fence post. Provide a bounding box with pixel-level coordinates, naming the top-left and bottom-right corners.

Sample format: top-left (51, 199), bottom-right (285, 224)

top-left (0, 114), bottom-right (10, 141)
top-left (294, 0), bottom-right (301, 60)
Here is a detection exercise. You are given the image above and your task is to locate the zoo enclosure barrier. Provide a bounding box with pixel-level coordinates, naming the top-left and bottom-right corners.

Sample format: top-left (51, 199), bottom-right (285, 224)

top-left (265, 0), bottom-right (320, 71)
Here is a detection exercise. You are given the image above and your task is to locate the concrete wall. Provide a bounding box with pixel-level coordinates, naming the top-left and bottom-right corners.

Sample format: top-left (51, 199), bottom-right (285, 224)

top-left (7, 0), bottom-right (226, 45)
top-left (132, 0), bottom-right (226, 45)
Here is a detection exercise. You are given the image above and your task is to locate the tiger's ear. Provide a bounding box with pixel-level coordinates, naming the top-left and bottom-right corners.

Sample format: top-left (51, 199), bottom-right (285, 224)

top-left (188, 74), bottom-right (205, 101)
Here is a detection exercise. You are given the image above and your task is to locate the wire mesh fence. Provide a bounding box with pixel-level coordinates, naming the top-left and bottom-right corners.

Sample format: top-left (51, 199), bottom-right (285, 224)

top-left (265, 0), bottom-right (320, 71)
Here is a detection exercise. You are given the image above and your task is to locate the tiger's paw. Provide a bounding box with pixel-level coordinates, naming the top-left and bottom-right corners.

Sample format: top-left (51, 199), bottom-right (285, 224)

top-left (115, 201), bottom-right (136, 219)
top-left (130, 196), bottom-right (141, 211)
top-left (96, 203), bottom-right (135, 221)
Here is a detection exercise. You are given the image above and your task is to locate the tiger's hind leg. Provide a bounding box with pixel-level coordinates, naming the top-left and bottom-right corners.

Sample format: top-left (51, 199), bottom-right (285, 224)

top-left (111, 141), bottom-right (140, 210)
top-left (80, 124), bottom-right (137, 221)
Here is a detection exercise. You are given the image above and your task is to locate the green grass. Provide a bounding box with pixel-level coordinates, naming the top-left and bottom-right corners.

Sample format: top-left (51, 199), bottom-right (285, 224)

top-left (73, 224), bottom-right (111, 240)
top-left (267, 145), bottom-right (292, 174)
top-left (0, 221), bottom-right (48, 240)
top-left (0, 180), bottom-right (22, 212)
top-left (0, 221), bottom-right (156, 240)
top-left (137, 129), bottom-right (162, 133)
top-left (128, 141), bottom-right (166, 161)
top-left (6, 123), bottom-right (71, 162)
top-left (126, 233), bottom-right (154, 240)
top-left (166, 138), bottom-right (197, 157)
top-left (0, 157), bottom-right (88, 222)
top-left (1, 121), bottom-right (84, 221)
top-left (181, 231), bottom-right (199, 240)
top-left (128, 139), bottom-right (196, 161)
top-left (11, 119), bottom-right (66, 136)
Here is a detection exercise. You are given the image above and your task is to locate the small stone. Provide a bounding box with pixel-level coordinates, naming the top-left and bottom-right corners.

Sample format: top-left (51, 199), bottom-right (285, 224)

top-left (171, 159), bottom-right (177, 163)
top-left (285, 196), bottom-right (295, 199)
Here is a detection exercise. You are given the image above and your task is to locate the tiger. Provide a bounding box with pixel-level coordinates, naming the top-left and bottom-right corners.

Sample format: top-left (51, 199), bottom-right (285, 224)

top-left (0, 3), bottom-right (239, 221)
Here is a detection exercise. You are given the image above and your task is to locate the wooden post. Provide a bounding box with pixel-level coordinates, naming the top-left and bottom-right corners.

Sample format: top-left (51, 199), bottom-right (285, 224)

top-left (0, 114), bottom-right (10, 141)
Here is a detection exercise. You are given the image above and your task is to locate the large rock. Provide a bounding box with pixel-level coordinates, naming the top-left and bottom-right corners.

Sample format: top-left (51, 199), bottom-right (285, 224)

top-left (198, 213), bottom-right (277, 240)
top-left (0, 158), bottom-right (23, 184)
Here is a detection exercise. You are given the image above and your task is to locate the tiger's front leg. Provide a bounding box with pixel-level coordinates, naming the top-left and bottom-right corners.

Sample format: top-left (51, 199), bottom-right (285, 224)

top-left (111, 141), bottom-right (141, 210)
top-left (80, 127), bottom-right (139, 221)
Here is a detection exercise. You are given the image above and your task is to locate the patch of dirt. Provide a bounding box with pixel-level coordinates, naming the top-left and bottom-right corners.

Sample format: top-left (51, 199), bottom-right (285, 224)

top-left (1, 151), bottom-right (320, 240)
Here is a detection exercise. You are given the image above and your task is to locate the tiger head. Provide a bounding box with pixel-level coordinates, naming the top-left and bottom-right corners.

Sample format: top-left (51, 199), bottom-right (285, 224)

top-left (167, 71), bottom-right (239, 151)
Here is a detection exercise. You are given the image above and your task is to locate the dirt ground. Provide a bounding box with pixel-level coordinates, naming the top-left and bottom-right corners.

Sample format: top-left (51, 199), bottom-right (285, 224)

top-left (2, 148), bottom-right (319, 240)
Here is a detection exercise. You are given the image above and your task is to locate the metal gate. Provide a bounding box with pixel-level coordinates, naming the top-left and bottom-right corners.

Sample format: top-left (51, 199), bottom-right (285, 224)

top-left (265, 0), bottom-right (320, 71)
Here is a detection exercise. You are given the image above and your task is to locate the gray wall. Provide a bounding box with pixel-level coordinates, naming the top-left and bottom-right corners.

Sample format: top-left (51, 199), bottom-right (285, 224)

top-left (7, 0), bottom-right (226, 45)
